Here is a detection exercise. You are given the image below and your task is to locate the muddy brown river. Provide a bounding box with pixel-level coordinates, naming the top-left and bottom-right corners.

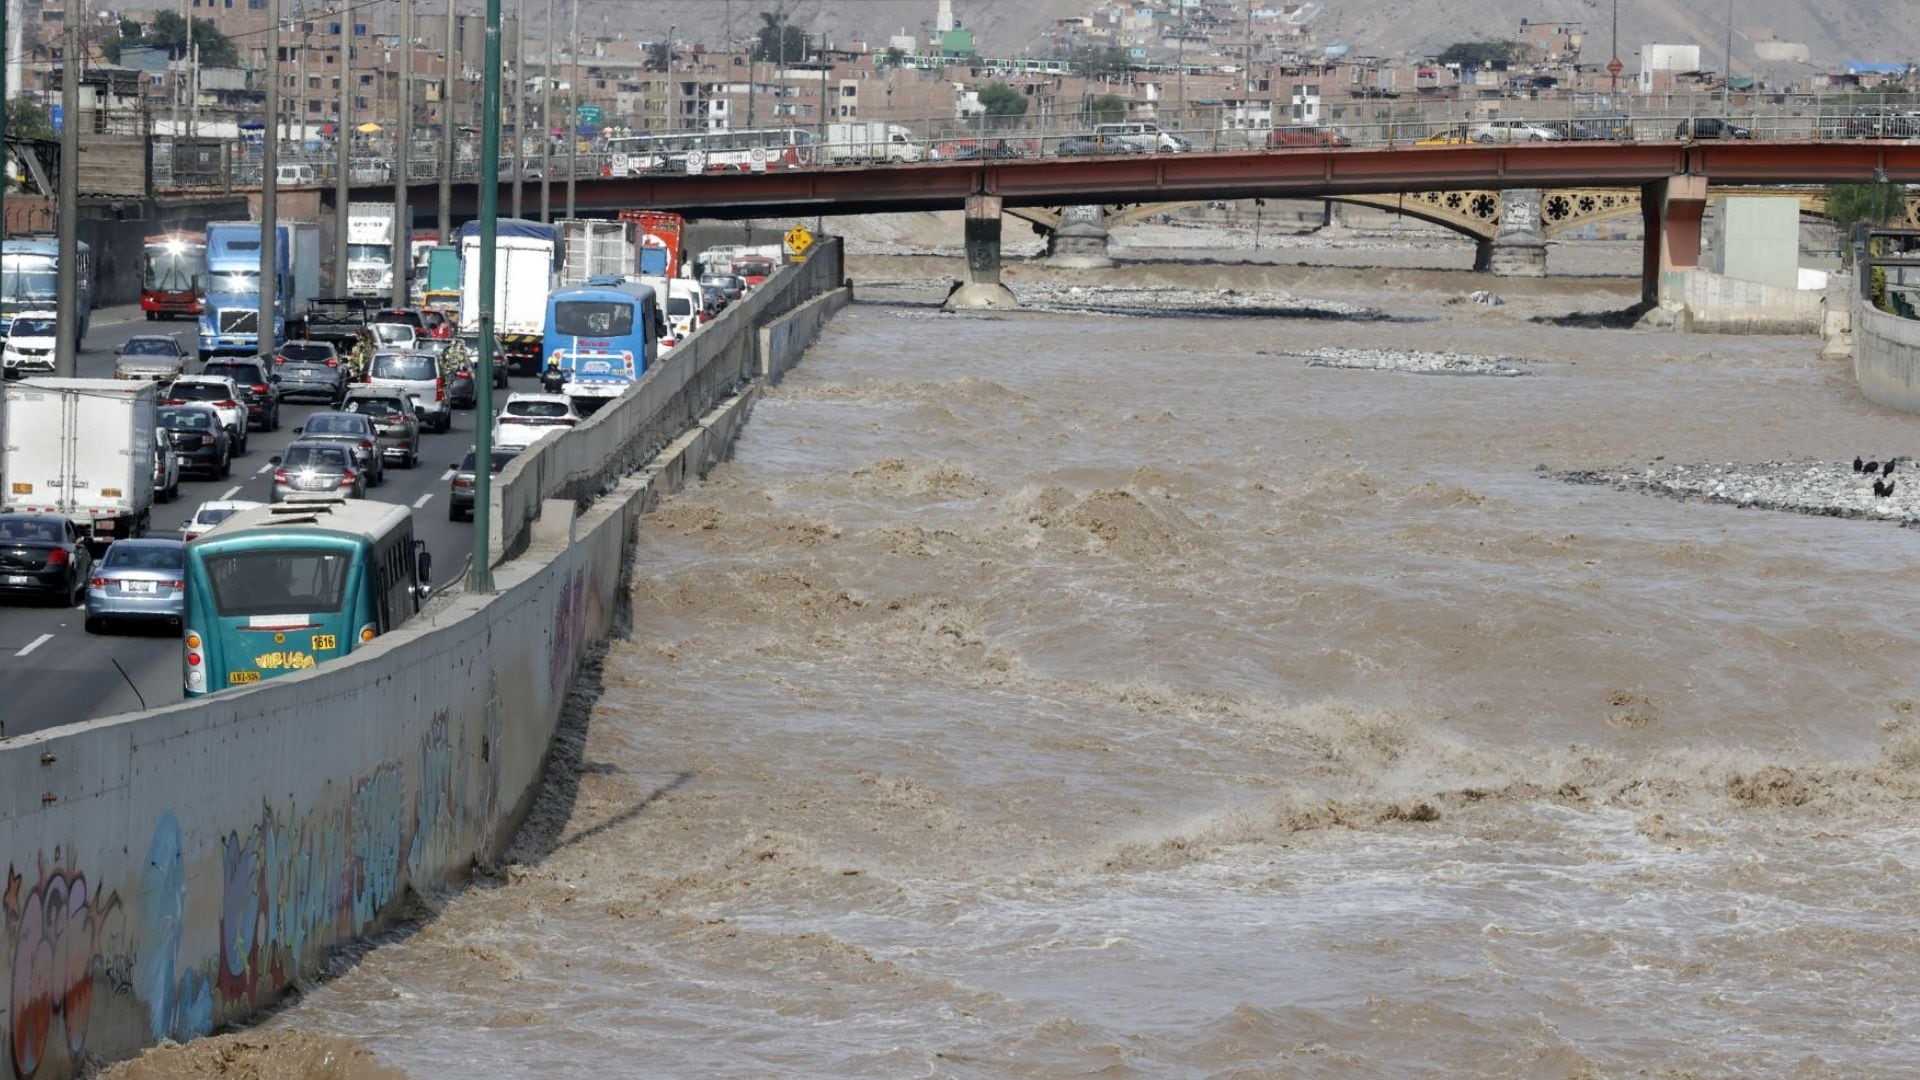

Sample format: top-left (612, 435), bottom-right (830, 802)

top-left (117, 271), bottom-right (1920, 1076)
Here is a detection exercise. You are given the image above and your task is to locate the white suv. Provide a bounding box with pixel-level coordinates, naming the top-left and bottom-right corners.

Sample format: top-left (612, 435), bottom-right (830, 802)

top-left (166, 375), bottom-right (251, 454)
top-left (2, 311), bottom-right (59, 378)
top-left (366, 349), bottom-right (452, 433)
top-left (492, 392), bottom-right (582, 450)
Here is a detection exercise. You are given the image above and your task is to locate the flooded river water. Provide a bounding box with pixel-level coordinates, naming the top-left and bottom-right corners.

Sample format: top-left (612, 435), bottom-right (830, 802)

top-left (133, 273), bottom-right (1920, 1076)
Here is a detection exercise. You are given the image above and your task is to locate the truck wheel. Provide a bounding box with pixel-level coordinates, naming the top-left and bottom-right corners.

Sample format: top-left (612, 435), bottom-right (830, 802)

top-left (145, 311), bottom-right (156, 322)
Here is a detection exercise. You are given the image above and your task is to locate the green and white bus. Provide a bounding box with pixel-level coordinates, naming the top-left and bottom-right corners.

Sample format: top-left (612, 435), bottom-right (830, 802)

top-left (182, 498), bottom-right (432, 696)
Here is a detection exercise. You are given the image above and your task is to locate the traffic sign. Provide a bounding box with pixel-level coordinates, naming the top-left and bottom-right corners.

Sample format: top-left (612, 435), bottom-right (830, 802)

top-left (578, 105), bottom-right (602, 126)
top-left (784, 224), bottom-right (814, 261)
top-left (748, 146), bottom-right (769, 173)
top-left (685, 149), bottom-right (706, 175)
top-left (49, 105), bottom-right (61, 133)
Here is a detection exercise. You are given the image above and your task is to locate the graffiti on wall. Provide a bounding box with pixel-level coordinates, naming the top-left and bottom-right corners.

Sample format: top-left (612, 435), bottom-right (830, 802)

top-left (6, 859), bottom-right (118, 1077)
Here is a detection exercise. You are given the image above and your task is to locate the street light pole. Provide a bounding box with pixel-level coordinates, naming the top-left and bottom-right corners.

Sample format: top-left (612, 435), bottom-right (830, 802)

top-left (333, 0), bottom-right (349, 297)
top-left (510, 0), bottom-right (523, 218)
top-left (439, 0), bottom-right (456, 242)
top-left (53, 20), bottom-right (77, 378)
top-left (565, 0), bottom-right (577, 218)
top-left (258, 0), bottom-right (281, 365)
top-left (468, 0), bottom-right (502, 593)
top-left (392, 0), bottom-right (412, 306)
top-left (539, 0), bottom-right (552, 222)
top-left (1723, 0), bottom-right (1734, 109)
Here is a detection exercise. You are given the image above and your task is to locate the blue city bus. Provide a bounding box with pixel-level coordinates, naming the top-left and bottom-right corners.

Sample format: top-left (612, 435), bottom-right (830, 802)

top-left (539, 277), bottom-right (662, 405)
top-left (1, 237), bottom-right (94, 341)
top-left (182, 498), bottom-right (430, 696)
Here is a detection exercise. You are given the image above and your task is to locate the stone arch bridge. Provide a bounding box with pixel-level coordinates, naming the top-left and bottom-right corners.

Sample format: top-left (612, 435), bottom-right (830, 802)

top-left (1011, 188), bottom-right (1920, 272)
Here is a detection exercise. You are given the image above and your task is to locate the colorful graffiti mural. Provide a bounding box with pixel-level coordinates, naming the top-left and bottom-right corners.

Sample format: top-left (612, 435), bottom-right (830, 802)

top-left (6, 861), bottom-right (115, 1077)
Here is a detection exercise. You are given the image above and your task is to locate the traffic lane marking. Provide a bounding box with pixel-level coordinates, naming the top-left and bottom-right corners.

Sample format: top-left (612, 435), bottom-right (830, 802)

top-left (413, 493), bottom-right (434, 508)
top-left (221, 485), bottom-right (242, 499)
top-left (15, 633), bottom-right (52, 657)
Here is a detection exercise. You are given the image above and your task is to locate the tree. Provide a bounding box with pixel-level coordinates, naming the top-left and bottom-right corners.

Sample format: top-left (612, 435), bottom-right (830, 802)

top-left (6, 99), bottom-right (54, 142)
top-left (1066, 43), bottom-right (1129, 80)
top-left (144, 10), bottom-right (239, 67)
top-left (977, 82), bottom-right (1028, 126)
top-left (1084, 93), bottom-right (1128, 125)
top-left (1827, 182), bottom-right (1907, 230)
top-left (880, 46), bottom-right (906, 69)
top-left (751, 11), bottom-right (808, 64)
top-left (1435, 41), bottom-right (1524, 67)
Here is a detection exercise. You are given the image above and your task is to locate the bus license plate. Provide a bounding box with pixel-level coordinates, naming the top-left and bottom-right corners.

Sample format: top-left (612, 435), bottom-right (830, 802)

top-left (228, 671), bottom-right (261, 685)
top-left (312, 634), bottom-right (337, 651)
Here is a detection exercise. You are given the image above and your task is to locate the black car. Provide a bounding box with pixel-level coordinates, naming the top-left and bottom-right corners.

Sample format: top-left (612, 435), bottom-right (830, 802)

top-left (447, 447), bottom-right (521, 521)
top-left (157, 404), bottom-right (233, 479)
top-left (457, 332), bottom-right (511, 390)
top-left (200, 358), bottom-right (283, 430)
top-left (949, 143), bottom-right (1023, 161)
top-left (0, 513), bottom-right (93, 606)
top-left (1675, 117), bottom-right (1753, 140)
top-left (700, 273), bottom-right (745, 304)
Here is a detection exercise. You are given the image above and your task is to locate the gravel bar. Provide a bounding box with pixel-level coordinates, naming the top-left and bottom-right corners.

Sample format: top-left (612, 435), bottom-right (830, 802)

top-left (1562, 459), bottom-right (1920, 523)
top-left (1292, 346), bottom-right (1531, 377)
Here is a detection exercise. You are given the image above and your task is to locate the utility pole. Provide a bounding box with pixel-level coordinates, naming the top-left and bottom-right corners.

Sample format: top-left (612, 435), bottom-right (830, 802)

top-left (392, 0), bottom-right (412, 306)
top-left (259, 0), bottom-right (281, 364)
top-left (189, 36), bottom-right (199, 139)
top-left (665, 24), bottom-right (676, 133)
top-left (565, 0), bottom-right (577, 218)
top-left (53, 19), bottom-right (77, 378)
top-left (172, 0), bottom-right (185, 138)
top-left (1722, 0), bottom-right (1734, 110)
top-left (539, 0), bottom-right (552, 221)
top-left (1177, 0), bottom-right (1186, 132)
top-left (1244, 0), bottom-right (1253, 100)
top-left (439, 0), bottom-right (456, 242)
top-left (469, 0), bottom-right (502, 594)
top-left (294, 6), bottom-right (308, 146)
top-left (333, 0), bottom-right (349, 297)
top-left (510, 1), bottom-right (523, 218)
top-left (816, 33), bottom-right (827, 152)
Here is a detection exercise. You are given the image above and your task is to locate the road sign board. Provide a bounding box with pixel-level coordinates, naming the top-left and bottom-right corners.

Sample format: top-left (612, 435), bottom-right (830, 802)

top-left (749, 146), bottom-right (769, 173)
top-left (685, 149), bottom-right (706, 175)
top-left (784, 225), bottom-right (814, 259)
top-left (578, 105), bottom-right (602, 126)
top-left (50, 105), bottom-right (61, 133)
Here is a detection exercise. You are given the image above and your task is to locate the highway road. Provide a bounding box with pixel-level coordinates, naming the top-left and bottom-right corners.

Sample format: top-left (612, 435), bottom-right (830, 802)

top-left (0, 304), bottom-right (531, 737)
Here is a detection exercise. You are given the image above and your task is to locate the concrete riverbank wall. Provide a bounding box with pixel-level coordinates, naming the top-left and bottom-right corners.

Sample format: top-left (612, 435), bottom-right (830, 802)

top-left (1853, 288), bottom-right (1920, 414)
top-left (0, 242), bottom-right (847, 1080)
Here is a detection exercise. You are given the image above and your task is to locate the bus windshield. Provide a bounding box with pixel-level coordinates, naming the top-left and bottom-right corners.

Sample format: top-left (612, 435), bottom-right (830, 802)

top-left (1, 265), bottom-right (57, 301)
top-left (554, 300), bottom-right (635, 336)
top-left (144, 254), bottom-right (199, 293)
top-left (202, 548), bottom-right (351, 617)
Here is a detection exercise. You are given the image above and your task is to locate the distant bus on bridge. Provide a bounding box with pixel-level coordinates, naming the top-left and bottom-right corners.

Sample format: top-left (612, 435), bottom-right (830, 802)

top-left (604, 128), bottom-right (817, 176)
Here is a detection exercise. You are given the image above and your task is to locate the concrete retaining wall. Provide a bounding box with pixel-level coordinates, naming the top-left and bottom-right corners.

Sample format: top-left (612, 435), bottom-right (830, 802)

top-left (0, 245), bottom-right (847, 1079)
top-left (1679, 267), bottom-right (1824, 334)
top-left (489, 239), bottom-right (844, 563)
top-left (761, 286), bottom-right (853, 384)
top-left (1853, 291), bottom-right (1920, 413)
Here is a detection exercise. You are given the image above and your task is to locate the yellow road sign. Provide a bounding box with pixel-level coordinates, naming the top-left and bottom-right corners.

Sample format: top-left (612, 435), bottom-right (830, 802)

top-left (784, 224), bottom-right (814, 258)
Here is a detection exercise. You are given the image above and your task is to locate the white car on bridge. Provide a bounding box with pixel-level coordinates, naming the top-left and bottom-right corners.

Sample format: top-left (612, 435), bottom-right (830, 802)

top-left (1467, 119), bottom-right (1564, 143)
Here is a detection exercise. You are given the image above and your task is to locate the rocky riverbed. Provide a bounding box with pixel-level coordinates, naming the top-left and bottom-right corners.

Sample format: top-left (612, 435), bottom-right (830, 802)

top-left (1290, 345), bottom-right (1531, 376)
top-left (1563, 458), bottom-right (1920, 523)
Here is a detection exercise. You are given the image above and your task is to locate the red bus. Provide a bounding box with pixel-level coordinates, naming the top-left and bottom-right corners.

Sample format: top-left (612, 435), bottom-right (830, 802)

top-left (141, 231), bottom-right (206, 319)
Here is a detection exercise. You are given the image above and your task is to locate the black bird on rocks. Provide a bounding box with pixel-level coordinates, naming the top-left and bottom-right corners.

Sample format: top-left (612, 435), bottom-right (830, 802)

top-left (1864, 460), bottom-right (1880, 474)
top-left (1856, 456), bottom-right (1866, 472)
top-left (1875, 478), bottom-right (1898, 497)
top-left (1885, 459), bottom-right (1898, 477)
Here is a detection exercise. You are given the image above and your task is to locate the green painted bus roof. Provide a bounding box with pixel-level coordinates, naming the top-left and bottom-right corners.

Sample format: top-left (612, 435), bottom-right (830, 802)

top-left (194, 498), bottom-right (415, 546)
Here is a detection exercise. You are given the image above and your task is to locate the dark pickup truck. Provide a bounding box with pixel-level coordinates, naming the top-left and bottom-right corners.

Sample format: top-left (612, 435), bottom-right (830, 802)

top-left (303, 298), bottom-right (383, 352)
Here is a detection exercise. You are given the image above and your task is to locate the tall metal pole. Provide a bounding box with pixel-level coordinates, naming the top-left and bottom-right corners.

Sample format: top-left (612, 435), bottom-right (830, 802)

top-left (53, 20), bottom-right (77, 378)
top-left (333, 0), bottom-right (350, 297)
top-left (816, 34), bottom-right (826, 152)
top-left (1, 0), bottom-right (9, 250)
top-left (172, 0), bottom-right (185, 138)
top-left (189, 38), bottom-right (199, 138)
top-left (439, 0), bottom-right (455, 242)
top-left (510, 1), bottom-right (523, 218)
top-left (469, 0), bottom-right (501, 593)
top-left (1722, 0), bottom-right (1733, 109)
top-left (539, 0), bottom-right (552, 221)
top-left (564, 0), bottom-right (576, 218)
top-left (1177, 0), bottom-right (1186, 132)
top-left (1610, 0), bottom-right (1619, 95)
top-left (259, 0), bottom-right (281, 363)
top-left (392, 0), bottom-right (412, 306)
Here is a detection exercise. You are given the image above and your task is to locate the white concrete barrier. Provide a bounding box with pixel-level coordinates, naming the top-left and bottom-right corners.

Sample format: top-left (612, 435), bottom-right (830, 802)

top-left (0, 242), bottom-right (848, 1080)
top-left (1680, 267), bottom-right (1824, 334)
top-left (1853, 289), bottom-right (1920, 413)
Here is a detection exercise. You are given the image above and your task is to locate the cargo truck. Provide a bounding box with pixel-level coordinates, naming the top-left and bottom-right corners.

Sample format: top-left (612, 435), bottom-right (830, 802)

top-left (345, 202), bottom-right (396, 298)
top-left (197, 221), bottom-right (321, 360)
top-left (458, 218), bottom-right (556, 375)
top-left (558, 219), bottom-right (637, 287)
top-left (821, 122), bottom-right (925, 163)
top-left (619, 210), bottom-right (685, 279)
top-left (421, 246), bottom-right (461, 308)
top-left (1, 378), bottom-right (158, 545)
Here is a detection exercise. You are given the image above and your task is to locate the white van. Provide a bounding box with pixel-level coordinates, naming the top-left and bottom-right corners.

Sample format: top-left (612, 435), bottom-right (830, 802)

top-left (275, 163), bottom-right (319, 186)
top-left (1094, 122), bottom-right (1189, 153)
top-left (666, 279), bottom-right (705, 343)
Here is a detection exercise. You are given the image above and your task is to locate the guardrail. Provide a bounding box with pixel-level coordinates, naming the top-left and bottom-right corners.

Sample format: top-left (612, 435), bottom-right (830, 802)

top-left (150, 93), bottom-right (1920, 191)
top-left (485, 238), bottom-right (844, 563)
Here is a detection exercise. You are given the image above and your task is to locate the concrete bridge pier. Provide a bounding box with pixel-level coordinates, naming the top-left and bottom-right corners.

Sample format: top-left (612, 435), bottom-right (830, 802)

top-left (1486, 188), bottom-right (1548, 276)
top-left (1640, 174), bottom-right (1709, 311)
top-left (945, 194), bottom-right (1021, 309)
top-left (1046, 205), bottom-right (1114, 269)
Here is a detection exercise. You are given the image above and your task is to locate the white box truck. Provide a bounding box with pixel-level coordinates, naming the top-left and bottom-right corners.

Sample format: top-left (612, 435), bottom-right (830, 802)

top-left (1, 378), bottom-right (159, 543)
top-left (558, 219), bottom-right (637, 286)
top-left (281, 221), bottom-right (322, 337)
top-left (345, 202), bottom-right (395, 298)
top-left (822, 121), bottom-right (924, 163)
top-left (459, 219), bottom-right (557, 375)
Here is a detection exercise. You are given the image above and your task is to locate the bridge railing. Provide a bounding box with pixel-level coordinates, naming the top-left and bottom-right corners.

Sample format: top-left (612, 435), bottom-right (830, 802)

top-left (151, 91), bottom-right (1920, 192)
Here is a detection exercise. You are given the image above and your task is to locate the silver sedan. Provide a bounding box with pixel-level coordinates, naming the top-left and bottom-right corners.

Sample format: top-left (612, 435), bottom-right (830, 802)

top-left (84, 538), bottom-right (186, 634)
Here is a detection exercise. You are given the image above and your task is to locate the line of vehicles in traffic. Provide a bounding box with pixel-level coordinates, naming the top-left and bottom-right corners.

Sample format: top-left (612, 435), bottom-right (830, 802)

top-left (0, 206), bottom-right (785, 708)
